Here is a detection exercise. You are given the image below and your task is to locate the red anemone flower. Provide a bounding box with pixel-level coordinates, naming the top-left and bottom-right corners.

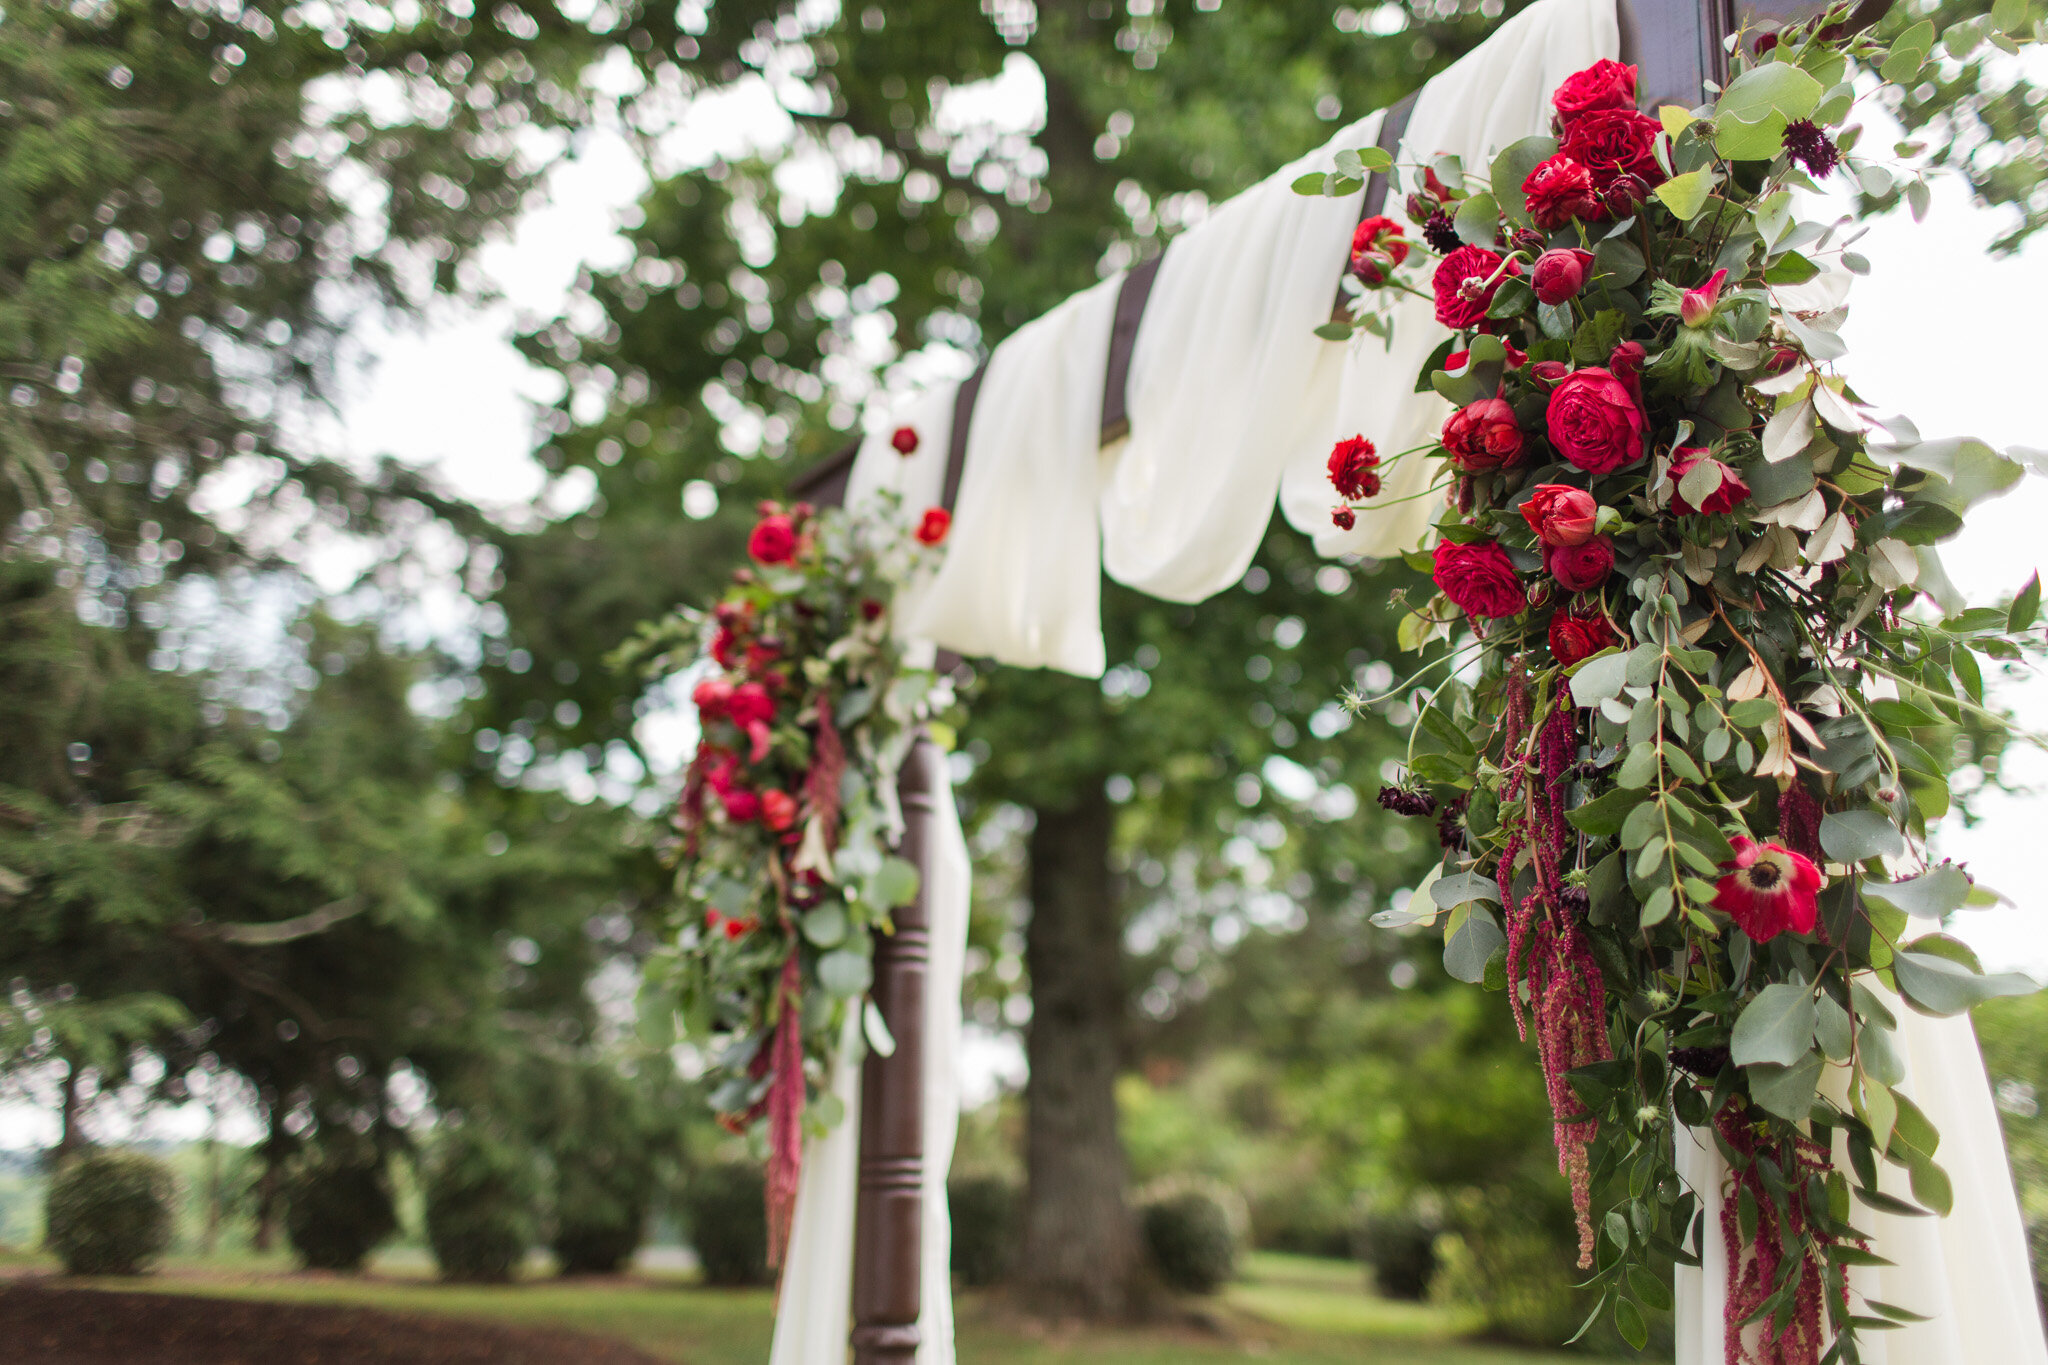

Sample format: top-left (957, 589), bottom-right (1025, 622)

top-left (1711, 837), bottom-right (1823, 942)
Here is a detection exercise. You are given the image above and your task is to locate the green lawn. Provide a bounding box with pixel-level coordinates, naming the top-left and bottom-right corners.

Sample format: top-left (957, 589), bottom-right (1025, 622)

top-left (8, 1249), bottom-right (1586, 1365)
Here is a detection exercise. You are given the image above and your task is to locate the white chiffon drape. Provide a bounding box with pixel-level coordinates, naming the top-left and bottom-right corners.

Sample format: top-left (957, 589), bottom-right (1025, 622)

top-left (766, 754), bottom-right (971, 1365)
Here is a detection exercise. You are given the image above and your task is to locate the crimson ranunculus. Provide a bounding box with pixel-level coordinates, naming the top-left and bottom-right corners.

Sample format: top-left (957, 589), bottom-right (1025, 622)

top-left (748, 513), bottom-right (798, 565)
top-left (1531, 248), bottom-right (1593, 305)
top-left (1552, 59), bottom-right (1638, 124)
top-left (1521, 155), bottom-right (1605, 232)
top-left (890, 425), bottom-right (919, 455)
top-left (1432, 539), bottom-right (1526, 620)
top-left (1669, 449), bottom-right (1752, 516)
top-left (1331, 506), bottom-right (1357, 531)
top-left (1327, 435), bottom-right (1381, 499)
top-left (915, 507), bottom-right (952, 546)
top-left (1349, 214), bottom-right (1411, 286)
top-left (1546, 368), bottom-right (1646, 474)
top-left (1441, 398), bottom-right (1525, 472)
top-left (759, 788), bottom-right (798, 832)
top-left (1548, 605), bottom-right (1620, 667)
top-left (1547, 535), bottom-right (1615, 591)
top-left (1712, 837), bottom-right (1823, 942)
top-left (1432, 246), bottom-right (1518, 330)
top-left (1520, 484), bottom-right (1598, 547)
top-left (1559, 108), bottom-right (1664, 190)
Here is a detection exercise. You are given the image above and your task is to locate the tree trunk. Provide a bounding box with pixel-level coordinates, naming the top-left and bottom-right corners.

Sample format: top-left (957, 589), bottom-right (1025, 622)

top-left (55, 1060), bottom-right (84, 1162)
top-left (1020, 782), bottom-right (1137, 1318)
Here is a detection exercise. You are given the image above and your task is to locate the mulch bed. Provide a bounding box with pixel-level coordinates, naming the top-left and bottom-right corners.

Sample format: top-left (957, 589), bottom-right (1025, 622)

top-left (0, 1281), bottom-right (673, 1365)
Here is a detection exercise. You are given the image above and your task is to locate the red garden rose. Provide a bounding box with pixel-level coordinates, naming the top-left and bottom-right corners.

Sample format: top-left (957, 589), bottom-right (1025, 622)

top-left (1433, 539), bottom-right (1526, 619)
top-left (915, 507), bottom-right (952, 546)
top-left (692, 676), bottom-right (734, 720)
top-left (1548, 604), bottom-right (1620, 666)
top-left (1432, 246), bottom-right (1518, 330)
top-left (890, 425), bottom-right (920, 455)
top-left (1531, 248), bottom-right (1593, 305)
top-left (1545, 368), bottom-right (1646, 474)
top-left (718, 785), bottom-right (761, 824)
top-left (1546, 535), bottom-right (1615, 591)
top-left (1558, 108), bottom-right (1664, 190)
top-left (1327, 435), bottom-right (1382, 499)
top-left (1349, 214), bottom-right (1411, 285)
top-left (1331, 506), bottom-right (1357, 531)
top-left (1520, 484), bottom-right (1598, 547)
top-left (1441, 398), bottom-right (1525, 471)
top-left (748, 513), bottom-right (799, 565)
top-left (1712, 837), bottom-right (1823, 942)
top-left (1552, 59), bottom-right (1637, 125)
top-left (759, 788), bottom-right (798, 832)
top-left (1669, 449), bottom-right (1751, 516)
top-left (1521, 155), bottom-right (1605, 231)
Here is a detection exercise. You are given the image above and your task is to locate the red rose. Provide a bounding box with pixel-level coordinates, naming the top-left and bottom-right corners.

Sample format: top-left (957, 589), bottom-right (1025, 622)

top-left (748, 513), bottom-right (798, 565)
top-left (1432, 246), bottom-right (1518, 330)
top-left (1712, 838), bottom-right (1823, 942)
top-left (890, 425), bottom-right (920, 455)
top-left (1545, 368), bottom-right (1645, 474)
top-left (1327, 435), bottom-right (1381, 499)
top-left (1559, 108), bottom-right (1664, 190)
top-left (727, 682), bottom-right (776, 762)
top-left (759, 788), bottom-right (798, 832)
top-left (1331, 506), bottom-right (1357, 531)
top-left (1546, 535), bottom-right (1615, 591)
top-left (1531, 248), bottom-right (1593, 305)
top-left (915, 507), bottom-right (952, 546)
top-left (1552, 59), bottom-right (1638, 125)
top-left (1521, 155), bottom-right (1605, 232)
top-left (860, 598), bottom-right (885, 621)
top-left (1520, 484), bottom-right (1598, 547)
top-left (1349, 214), bottom-right (1411, 286)
top-left (692, 676), bottom-right (734, 720)
top-left (1432, 539), bottom-right (1526, 619)
top-left (719, 785), bottom-right (761, 824)
top-left (1669, 449), bottom-right (1751, 516)
top-left (1548, 605), bottom-right (1619, 667)
top-left (1441, 398), bottom-right (1525, 472)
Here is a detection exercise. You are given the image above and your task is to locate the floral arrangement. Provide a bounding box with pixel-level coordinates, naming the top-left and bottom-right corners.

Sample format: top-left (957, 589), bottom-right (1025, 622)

top-left (627, 491), bottom-right (957, 1265)
top-left (1305, 15), bottom-right (2041, 1361)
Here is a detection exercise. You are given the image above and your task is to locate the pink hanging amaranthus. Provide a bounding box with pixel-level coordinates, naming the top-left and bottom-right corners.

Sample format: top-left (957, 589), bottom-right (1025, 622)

top-left (1713, 1105), bottom-right (1850, 1365)
top-left (764, 948), bottom-right (806, 1268)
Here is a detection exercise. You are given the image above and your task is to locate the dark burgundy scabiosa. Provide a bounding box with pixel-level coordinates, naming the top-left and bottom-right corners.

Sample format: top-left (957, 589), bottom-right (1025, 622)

top-left (1422, 209), bottom-right (1461, 254)
top-left (1377, 785), bottom-right (1437, 817)
top-left (1782, 119), bottom-right (1840, 178)
top-left (1435, 792), bottom-right (1470, 852)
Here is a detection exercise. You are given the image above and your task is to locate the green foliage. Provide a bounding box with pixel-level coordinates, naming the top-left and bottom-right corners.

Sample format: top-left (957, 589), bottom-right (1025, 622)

top-left (1430, 1191), bottom-right (1585, 1347)
top-left (44, 1148), bottom-right (174, 1275)
top-left (282, 1143), bottom-right (398, 1273)
top-left (1141, 1189), bottom-right (1238, 1295)
top-left (424, 1125), bottom-right (539, 1283)
top-left (948, 1175), bottom-right (1021, 1287)
top-left (543, 1062), bottom-right (674, 1275)
top-left (681, 1161), bottom-right (770, 1288)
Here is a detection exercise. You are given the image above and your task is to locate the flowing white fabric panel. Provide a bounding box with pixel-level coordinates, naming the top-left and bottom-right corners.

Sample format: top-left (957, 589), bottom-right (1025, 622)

top-left (902, 277), bottom-right (1122, 677)
top-left (766, 755), bottom-right (973, 1365)
top-left (1673, 985), bottom-right (2048, 1365)
top-left (1284, 0), bottom-right (1621, 559)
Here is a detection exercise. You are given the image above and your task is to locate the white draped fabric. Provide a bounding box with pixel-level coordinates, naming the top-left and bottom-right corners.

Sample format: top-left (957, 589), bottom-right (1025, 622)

top-left (767, 755), bottom-right (972, 1365)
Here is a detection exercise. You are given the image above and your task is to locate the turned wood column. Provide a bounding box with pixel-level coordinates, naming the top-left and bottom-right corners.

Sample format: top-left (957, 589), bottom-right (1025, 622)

top-left (851, 732), bottom-right (942, 1364)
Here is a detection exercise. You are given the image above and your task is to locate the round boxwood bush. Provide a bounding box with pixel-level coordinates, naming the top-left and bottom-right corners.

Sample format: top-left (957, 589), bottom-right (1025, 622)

top-left (1354, 1201), bottom-right (1441, 1301)
top-left (45, 1148), bottom-right (175, 1276)
top-left (424, 1126), bottom-right (539, 1282)
top-left (1141, 1190), bottom-right (1237, 1295)
top-left (547, 1066), bottom-right (663, 1275)
top-left (947, 1175), bottom-right (1020, 1286)
top-left (283, 1145), bottom-right (397, 1272)
top-left (681, 1161), bottom-right (769, 1286)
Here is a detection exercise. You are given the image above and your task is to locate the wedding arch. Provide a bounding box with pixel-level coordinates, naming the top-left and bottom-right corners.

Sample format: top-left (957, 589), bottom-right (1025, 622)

top-left (642, 0), bottom-right (2048, 1360)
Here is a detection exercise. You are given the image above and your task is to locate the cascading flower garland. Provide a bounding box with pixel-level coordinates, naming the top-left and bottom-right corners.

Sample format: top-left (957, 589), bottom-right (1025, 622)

top-left (1305, 12), bottom-right (2043, 1361)
top-left (626, 491), bottom-right (959, 1266)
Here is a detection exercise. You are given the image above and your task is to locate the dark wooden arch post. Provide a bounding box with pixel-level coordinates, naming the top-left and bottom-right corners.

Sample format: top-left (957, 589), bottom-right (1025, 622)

top-left (850, 733), bottom-right (944, 1364)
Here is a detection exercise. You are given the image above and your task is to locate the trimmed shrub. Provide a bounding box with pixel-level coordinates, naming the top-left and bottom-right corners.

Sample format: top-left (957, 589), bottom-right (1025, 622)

top-left (546, 1066), bottom-right (664, 1275)
top-left (45, 1149), bottom-right (175, 1276)
top-left (1430, 1189), bottom-right (1583, 1346)
top-left (283, 1146), bottom-right (397, 1272)
top-left (681, 1161), bottom-right (769, 1286)
top-left (1140, 1190), bottom-right (1237, 1295)
top-left (424, 1126), bottom-right (539, 1282)
top-left (947, 1175), bottom-right (1020, 1286)
top-left (1354, 1200), bottom-right (1440, 1301)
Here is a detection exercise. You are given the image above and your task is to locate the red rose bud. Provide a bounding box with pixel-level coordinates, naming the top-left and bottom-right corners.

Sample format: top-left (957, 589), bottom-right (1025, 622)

top-left (1431, 246), bottom-right (1518, 330)
top-left (1680, 268), bottom-right (1729, 328)
top-left (860, 598), bottom-right (886, 621)
top-left (1546, 535), bottom-right (1615, 591)
top-left (1326, 435), bottom-right (1382, 499)
top-left (1669, 449), bottom-right (1751, 516)
top-left (1548, 604), bottom-right (1620, 667)
top-left (1441, 398), bottom-right (1525, 472)
top-left (1510, 228), bottom-right (1547, 256)
top-left (1520, 484), bottom-right (1599, 547)
top-left (1607, 339), bottom-right (1647, 403)
top-left (1405, 190), bottom-right (1441, 223)
top-left (890, 425), bottom-right (920, 455)
top-left (759, 788), bottom-right (798, 832)
top-left (1711, 837), bottom-right (1823, 943)
top-left (1331, 505), bottom-right (1357, 532)
top-left (915, 506), bottom-right (952, 546)
top-left (1349, 214), bottom-right (1411, 286)
top-left (1551, 59), bottom-right (1637, 126)
top-left (1521, 155), bottom-right (1605, 232)
top-left (1530, 360), bottom-right (1572, 386)
top-left (1531, 249), bottom-right (1593, 305)
top-left (1599, 172), bottom-right (1651, 215)
top-left (1432, 539), bottom-right (1526, 619)
top-left (1546, 368), bottom-right (1646, 474)
top-left (1764, 346), bottom-right (1800, 375)
top-left (748, 513), bottom-right (799, 565)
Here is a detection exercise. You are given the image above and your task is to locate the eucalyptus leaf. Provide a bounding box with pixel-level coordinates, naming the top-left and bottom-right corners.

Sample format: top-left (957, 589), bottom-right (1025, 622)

top-left (1892, 950), bottom-right (2038, 1016)
top-left (817, 949), bottom-right (874, 998)
top-left (1747, 1050), bottom-right (1825, 1121)
top-left (1862, 865), bottom-right (1972, 920)
top-left (1444, 903), bottom-right (1508, 984)
top-left (1819, 810), bottom-right (1904, 863)
top-left (1731, 983), bottom-right (1817, 1068)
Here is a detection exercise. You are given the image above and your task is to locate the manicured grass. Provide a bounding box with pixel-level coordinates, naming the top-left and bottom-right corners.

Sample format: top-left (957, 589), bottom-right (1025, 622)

top-left (8, 1248), bottom-right (1585, 1365)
